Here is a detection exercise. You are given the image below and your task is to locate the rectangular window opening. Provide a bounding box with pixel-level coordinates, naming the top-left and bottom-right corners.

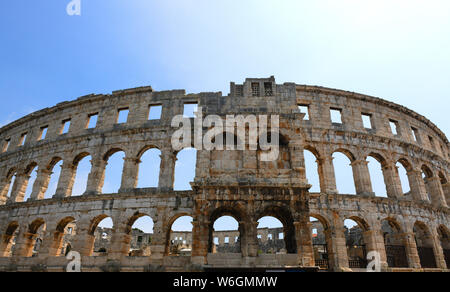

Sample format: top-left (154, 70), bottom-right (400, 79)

top-left (279, 233), bottom-right (284, 240)
top-left (298, 105), bottom-right (310, 120)
top-left (330, 108), bottom-right (343, 124)
top-left (39, 126), bottom-right (48, 141)
top-left (411, 127), bottom-right (419, 142)
top-left (183, 103), bottom-right (198, 118)
top-left (362, 113), bottom-right (372, 129)
top-left (87, 113), bottom-right (98, 129)
top-left (148, 105), bottom-right (162, 120)
top-left (224, 237), bottom-right (229, 244)
top-left (3, 139), bottom-right (10, 152)
top-left (251, 82), bottom-right (260, 97)
top-left (19, 133), bottom-right (27, 146)
top-left (61, 119), bottom-right (71, 134)
top-left (429, 136), bottom-right (436, 150)
top-left (389, 120), bottom-right (399, 135)
top-left (117, 108), bottom-right (129, 124)
top-left (264, 82), bottom-right (273, 96)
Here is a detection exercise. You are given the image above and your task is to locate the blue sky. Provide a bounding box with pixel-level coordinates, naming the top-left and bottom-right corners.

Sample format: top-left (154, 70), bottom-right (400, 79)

top-left (1, 1), bottom-right (449, 233)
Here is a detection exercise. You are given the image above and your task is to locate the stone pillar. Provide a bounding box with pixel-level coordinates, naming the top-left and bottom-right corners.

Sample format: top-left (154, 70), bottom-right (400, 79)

top-left (0, 180), bottom-right (9, 205)
top-left (317, 157), bottom-right (338, 194)
top-left (407, 169), bottom-right (429, 202)
top-left (0, 234), bottom-right (16, 257)
top-left (424, 177), bottom-right (448, 208)
top-left (289, 144), bottom-right (308, 185)
top-left (158, 149), bottom-right (176, 190)
top-left (402, 231), bottom-right (421, 269)
top-left (443, 182), bottom-right (450, 207)
top-left (430, 228), bottom-right (448, 269)
top-left (70, 222), bottom-right (95, 257)
top-left (108, 225), bottom-right (131, 260)
top-left (38, 230), bottom-right (64, 258)
top-left (29, 168), bottom-right (52, 201)
top-left (362, 229), bottom-right (389, 271)
top-left (119, 157), bottom-right (140, 191)
top-left (84, 158), bottom-right (107, 195)
top-left (242, 221), bottom-right (258, 258)
top-left (191, 216), bottom-right (209, 265)
top-left (381, 163), bottom-right (403, 199)
top-left (54, 161), bottom-right (76, 198)
top-left (8, 173), bottom-right (29, 203)
top-left (294, 221), bottom-right (315, 267)
top-left (195, 150), bottom-right (211, 181)
top-left (150, 219), bottom-right (167, 262)
top-left (351, 160), bottom-right (375, 197)
top-left (325, 218), bottom-right (350, 271)
top-left (12, 231), bottom-right (38, 257)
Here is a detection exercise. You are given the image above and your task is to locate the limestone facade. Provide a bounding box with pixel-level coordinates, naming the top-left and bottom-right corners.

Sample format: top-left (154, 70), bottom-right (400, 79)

top-left (0, 76), bottom-right (448, 272)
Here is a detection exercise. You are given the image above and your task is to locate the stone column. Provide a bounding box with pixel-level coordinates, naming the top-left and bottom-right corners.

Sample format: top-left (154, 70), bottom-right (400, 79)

top-left (351, 160), bottom-right (375, 197)
top-left (381, 163), bottom-right (403, 199)
top-left (424, 177), bottom-right (448, 208)
top-left (0, 234), bottom-right (16, 257)
top-left (294, 221), bottom-right (315, 267)
top-left (191, 215), bottom-right (209, 265)
top-left (242, 221), bottom-right (258, 258)
top-left (108, 224), bottom-right (131, 261)
top-left (402, 231), bottom-right (421, 269)
top-left (29, 168), bottom-right (52, 201)
top-left (407, 169), bottom-right (429, 202)
top-left (54, 161), bottom-right (76, 198)
top-left (12, 231), bottom-right (38, 257)
top-left (84, 158), bottom-right (107, 195)
top-left (362, 229), bottom-right (389, 271)
top-left (38, 230), bottom-right (64, 258)
top-left (70, 222), bottom-right (95, 257)
top-left (8, 173), bottom-right (30, 203)
top-left (119, 157), bottom-right (140, 191)
top-left (430, 228), bottom-right (448, 269)
top-left (325, 218), bottom-right (350, 271)
top-left (317, 156), bottom-right (338, 194)
top-left (150, 218), bottom-right (167, 263)
top-left (158, 149), bottom-right (177, 190)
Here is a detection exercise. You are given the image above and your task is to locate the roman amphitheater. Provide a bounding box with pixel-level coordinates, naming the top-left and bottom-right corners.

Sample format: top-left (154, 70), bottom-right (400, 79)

top-left (0, 76), bottom-right (448, 272)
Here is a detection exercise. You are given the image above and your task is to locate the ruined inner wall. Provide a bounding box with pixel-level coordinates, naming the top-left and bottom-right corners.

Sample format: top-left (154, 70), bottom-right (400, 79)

top-left (0, 76), bottom-right (448, 272)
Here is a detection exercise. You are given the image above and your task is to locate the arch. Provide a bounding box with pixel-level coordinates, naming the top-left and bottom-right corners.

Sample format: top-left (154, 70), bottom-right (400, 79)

top-left (137, 145), bottom-right (161, 160)
top-left (51, 216), bottom-right (77, 257)
top-left (304, 148), bottom-right (321, 193)
top-left (22, 218), bottom-right (46, 257)
top-left (137, 148), bottom-right (161, 188)
top-left (174, 148), bottom-right (197, 191)
top-left (332, 151), bottom-right (356, 195)
top-left (102, 149), bottom-right (125, 193)
top-left (24, 162), bottom-right (38, 175)
top-left (46, 157), bottom-right (63, 171)
top-left (438, 171), bottom-right (448, 185)
top-left (381, 218), bottom-right (408, 268)
top-left (28, 218), bottom-right (46, 234)
top-left (255, 205), bottom-right (297, 254)
top-left (0, 221), bottom-right (19, 257)
top-left (89, 215), bottom-right (114, 256)
top-left (396, 161), bottom-right (411, 195)
top-left (256, 216), bottom-right (286, 254)
top-left (125, 213), bottom-right (154, 257)
top-left (397, 158), bottom-right (413, 172)
top-left (332, 148), bottom-right (356, 162)
top-left (344, 218), bottom-right (368, 269)
top-left (310, 214), bottom-right (331, 270)
top-left (413, 221), bottom-right (437, 268)
top-left (366, 154), bottom-right (388, 198)
top-left (345, 216), bottom-right (370, 232)
top-left (72, 153), bottom-right (92, 196)
top-left (167, 215), bottom-right (193, 256)
top-left (421, 165), bottom-right (434, 179)
top-left (89, 214), bottom-right (112, 235)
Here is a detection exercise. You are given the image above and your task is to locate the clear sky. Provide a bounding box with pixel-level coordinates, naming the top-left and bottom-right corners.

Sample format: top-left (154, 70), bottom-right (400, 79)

top-left (1, 1), bottom-right (449, 233)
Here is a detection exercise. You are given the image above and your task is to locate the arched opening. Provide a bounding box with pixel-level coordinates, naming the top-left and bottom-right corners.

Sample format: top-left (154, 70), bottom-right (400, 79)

top-left (90, 216), bottom-right (113, 256)
top-left (52, 217), bottom-right (77, 257)
top-left (366, 154), bottom-right (387, 198)
top-left (23, 164), bottom-right (38, 202)
top-left (437, 225), bottom-right (450, 269)
top-left (44, 159), bottom-right (63, 199)
top-left (168, 215), bottom-right (193, 256)
top-left (332, 151), bottom-right (356, 195)
top-left (396, 161), bottom-right (411, 196)
top-left (137, 148), bottom-right (161, 188)
top-left (103, 150), bottom-right (125, 193)
top-left (381, 218), bottom-right (408, 268)
top-left (256, 206), bottom-right (297, 254)
top-left (421, 165), bottom-right (434, 202)
top-left (72, 154), bottom-right (92, 196)
top-left (209, 215), bottom-right (240, 254)
top-left (256, 216), bottom-right (286, 255)
top-left (174, 148), bottom-right (197, 191)
top-left (0, 222), bottom-right (19, 257)
top-left (413, 222), bottom-right (437, 268)
top-left (26, 219), bottom-right (46, 257)
top-left (126, 215), bottom-right (154, 257)
top-left (304, 148), bottom-right (320, 193)
top-left (310, 215), bottom-right (331, 271)
top-left (344, 218), bottom-right (368, 269)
